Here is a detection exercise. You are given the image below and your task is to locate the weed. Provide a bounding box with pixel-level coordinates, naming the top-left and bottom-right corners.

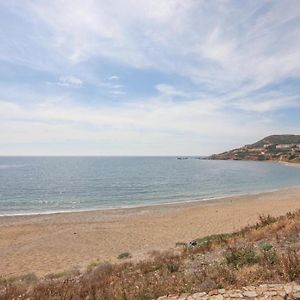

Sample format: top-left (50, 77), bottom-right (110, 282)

top-left (117, 252), bottom-right (132, 259)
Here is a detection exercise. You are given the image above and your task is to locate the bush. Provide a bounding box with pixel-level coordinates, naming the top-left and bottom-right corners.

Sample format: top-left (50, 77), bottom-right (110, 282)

top-left (256, 215), bottom-right (277, 228)
top-left (259, 241), bottom-right (273, 252)
top-left (117, 252), bottom-right (132, 259)
top-left (225, 246), bottom-right (258, 268)
top-left (281, 249), bottom-right (300, 280)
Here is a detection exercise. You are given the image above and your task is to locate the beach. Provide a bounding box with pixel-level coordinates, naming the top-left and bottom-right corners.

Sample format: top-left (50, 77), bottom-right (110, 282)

top-left (0, 187), bottom-right (300, 278)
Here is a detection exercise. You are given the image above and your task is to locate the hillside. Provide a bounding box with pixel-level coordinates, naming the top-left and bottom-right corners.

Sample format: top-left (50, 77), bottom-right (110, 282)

top-left (208, 135), bottom-right (300, 162)
top-left (2, 210), bottom-right (300, 299)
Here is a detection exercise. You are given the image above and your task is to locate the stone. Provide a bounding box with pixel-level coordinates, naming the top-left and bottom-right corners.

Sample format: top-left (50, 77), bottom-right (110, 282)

top-left (208, 289), bottom-right (219, 296)
top-left (259, 285), bottom-right (268, 289)
top-left (257, 286), bottom-right (268, 295)
top-left (218, 289), bottom-right (225, 294)
top-left (293, 292), bottom-right (300, 299)
top-left (271, 296), bottom-right (284, 300)
top-left (277, 291), bottom-right (286, 298)
top-left (268, 284), bottom-right (283, 290)
top-left (191, 292), bottom-right (207, 299)
top-left (228, 292), bottom-right (242, 298)
top-left (243, 291), bottom-right (258, 298)
top-left (178, 293), bottom-right (190, 300)
top-left (210, 295), bottom-right (223, 300)
top-left (284, 284), bottom-right (293, 294)
top-left (294, 285), bottom-right (300, 293)
top-left (264, 291), bottom-right (278, 297)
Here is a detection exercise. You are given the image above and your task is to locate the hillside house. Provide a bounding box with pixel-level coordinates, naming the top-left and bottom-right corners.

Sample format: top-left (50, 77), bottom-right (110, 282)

top-left (276, 144), bottom-right (293, 149)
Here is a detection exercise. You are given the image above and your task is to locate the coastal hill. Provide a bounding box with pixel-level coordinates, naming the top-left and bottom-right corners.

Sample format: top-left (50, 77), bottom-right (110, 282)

top-left (208, 134), bottom-right (300, 163)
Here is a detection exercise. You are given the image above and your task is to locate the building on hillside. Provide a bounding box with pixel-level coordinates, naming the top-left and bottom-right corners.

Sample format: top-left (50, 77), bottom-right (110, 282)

top-left (276, 144), bottom-right (293, 149)
top-left (249, 148), bottom-right (265, 153)
top-left (263, 144), bottom-right (272, 149)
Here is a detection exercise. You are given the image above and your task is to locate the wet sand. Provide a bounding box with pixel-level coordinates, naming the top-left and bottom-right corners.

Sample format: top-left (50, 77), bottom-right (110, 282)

top-left (1, 187), bottom-right (300, 278)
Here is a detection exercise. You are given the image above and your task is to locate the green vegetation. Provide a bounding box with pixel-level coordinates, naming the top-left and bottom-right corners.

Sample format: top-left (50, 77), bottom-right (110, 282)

top-left (117, 252), bottom-right (132, 259)
top-left (225, 246), bottom-right (258, 268)
top-left (2, 211), bottom-right (300, 299)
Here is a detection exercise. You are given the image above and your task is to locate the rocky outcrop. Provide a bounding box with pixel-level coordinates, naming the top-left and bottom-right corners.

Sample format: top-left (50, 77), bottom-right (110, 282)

top-left (207, 135), bottom-right (300, 162)
top-left (157, 282), bottom-right (300, 299)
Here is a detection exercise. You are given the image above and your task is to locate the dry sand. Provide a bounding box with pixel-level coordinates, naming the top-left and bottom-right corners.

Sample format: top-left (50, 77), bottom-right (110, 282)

top-left (1, 187), bottom-right (300, 278)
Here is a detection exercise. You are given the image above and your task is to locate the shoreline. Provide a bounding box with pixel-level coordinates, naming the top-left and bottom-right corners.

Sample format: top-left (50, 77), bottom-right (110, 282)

top-left (278, 160), bottom-right (300, 168)
top-left (1, 184), bottom-right (300, 218)
top-left (1, 186), bottom-right (300, 278)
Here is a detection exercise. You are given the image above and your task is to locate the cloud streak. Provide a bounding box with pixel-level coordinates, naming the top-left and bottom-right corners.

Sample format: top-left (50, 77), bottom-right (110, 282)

top-left (0, 1), bottom-right (300, 154)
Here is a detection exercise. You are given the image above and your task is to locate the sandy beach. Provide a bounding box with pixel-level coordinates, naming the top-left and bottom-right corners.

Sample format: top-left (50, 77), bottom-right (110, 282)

top-left (1, 187), bottom-right (300, 278)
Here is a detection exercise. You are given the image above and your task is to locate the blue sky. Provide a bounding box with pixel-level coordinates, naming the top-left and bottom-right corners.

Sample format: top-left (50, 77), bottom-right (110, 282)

top-left (0, 0), bottom-right (300, 155)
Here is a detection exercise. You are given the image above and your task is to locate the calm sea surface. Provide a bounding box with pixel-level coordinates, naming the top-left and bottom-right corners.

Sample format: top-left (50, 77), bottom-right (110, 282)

top-left (1, 157), bottom-right (300, 215)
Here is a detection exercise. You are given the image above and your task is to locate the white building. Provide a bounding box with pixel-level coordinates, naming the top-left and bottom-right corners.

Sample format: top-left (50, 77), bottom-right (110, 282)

top-left (276, 144), bottom-right (292, 149)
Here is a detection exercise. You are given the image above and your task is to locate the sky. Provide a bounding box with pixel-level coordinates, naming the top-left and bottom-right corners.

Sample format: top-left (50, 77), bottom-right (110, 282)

top-left (0, 0), bottom-right (300, 156)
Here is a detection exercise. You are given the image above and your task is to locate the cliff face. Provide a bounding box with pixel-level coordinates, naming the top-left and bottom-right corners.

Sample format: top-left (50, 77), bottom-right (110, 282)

top-left (208, 135), bottom-right (300, 162)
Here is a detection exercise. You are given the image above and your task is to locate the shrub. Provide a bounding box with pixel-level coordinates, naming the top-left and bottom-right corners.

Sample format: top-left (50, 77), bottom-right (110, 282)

top-left (281, 249), bottom-right (300, 281)
top-left (259, 241), bottom-right (273, 252)
top-left (117, 252), bottom-right (132, 259)
top-left (256, 215), bottom-right (277, 228)
top-left (225, 246), bottom-right (258, 268)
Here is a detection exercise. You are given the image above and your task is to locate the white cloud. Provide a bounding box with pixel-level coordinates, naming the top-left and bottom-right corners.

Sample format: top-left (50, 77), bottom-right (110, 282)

top-left (1, 1), bottom-right (300, 154)
top-left (155, 84), bottom-right (186, 97)
top-left (0, 95), bottom-right (288, 155)
top-left (108, 75), bottom-right (119, 80)
top-left (58, 75), bottom-right (83, 88)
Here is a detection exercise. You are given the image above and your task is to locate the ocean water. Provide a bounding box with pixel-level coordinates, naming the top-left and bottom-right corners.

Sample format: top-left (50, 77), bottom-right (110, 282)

top-left (0, 156), bottom-right (300, 216)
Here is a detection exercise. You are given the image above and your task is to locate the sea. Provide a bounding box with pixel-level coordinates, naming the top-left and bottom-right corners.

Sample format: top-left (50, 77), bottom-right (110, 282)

top-left (1, 156), bottom-right (300, 216)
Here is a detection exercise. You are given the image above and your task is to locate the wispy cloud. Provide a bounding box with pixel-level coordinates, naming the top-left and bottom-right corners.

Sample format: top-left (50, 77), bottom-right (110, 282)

top-left (57, 76), bottom-right (83, 88)
top-left (108, 75), bottom-right (119, 80)
top-left (0, 1), bottom-right (300, 154)
top-left (155, 84), bottom-right (186, 97)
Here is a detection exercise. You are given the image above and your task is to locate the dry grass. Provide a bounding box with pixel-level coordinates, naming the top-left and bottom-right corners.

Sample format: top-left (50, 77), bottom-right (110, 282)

top-left (1, 210), bottom-right (300, 299)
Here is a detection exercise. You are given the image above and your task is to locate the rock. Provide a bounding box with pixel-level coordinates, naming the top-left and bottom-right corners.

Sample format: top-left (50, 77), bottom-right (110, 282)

top-left (284, 284), bottom-right (293, 294)
top-left (268, 284), bottom-right (283, 291)
top-left (257, 285), bottom-right (268, 296)
top-left (178, 293), bottom-right (190, 299)
top-left (264, 291), bottom-right (278, 297)
top-left (228, 292), bottom-right (242, 298)
top-left (271, 296), bottom-right (284, 300)
top-left (293, 292), bottom-right (300, 299)
top-left (210, 295), bottom-right (223, 300)
top-left (189, 240), bottom-right (197, 246)
top-left (294, 285), bottom-right (300, 293)
top-left (277, 291), bottom-right (286, 297)
top-left (218, 289), bottom-right (225, 294)
top-left (191, 292), bottom-right (207, 299)
top-left (243, 291), bottom-right (258, 298)
top-left (208, 290), bottom-right (219, 296)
